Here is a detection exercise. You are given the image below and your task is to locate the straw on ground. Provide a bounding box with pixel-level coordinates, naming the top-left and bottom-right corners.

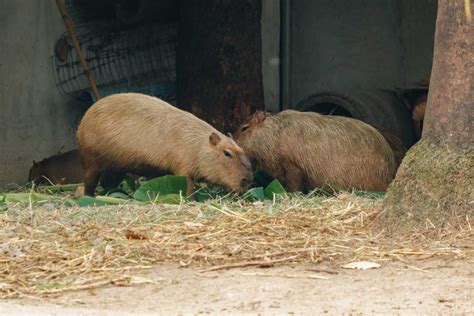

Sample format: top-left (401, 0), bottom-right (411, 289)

top-left (0, 193), bottom-right (472, 298)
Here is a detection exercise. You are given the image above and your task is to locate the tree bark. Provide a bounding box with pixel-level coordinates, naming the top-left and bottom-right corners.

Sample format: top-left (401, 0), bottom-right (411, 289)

top-left (177, 0), bottom-right (264, 134)
top-left (378, 0), bottom-right (473, 232)
top-left (422, 0), bottom-right (473, 147)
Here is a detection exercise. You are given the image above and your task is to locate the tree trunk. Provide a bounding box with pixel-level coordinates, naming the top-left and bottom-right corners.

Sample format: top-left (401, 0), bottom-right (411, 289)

top-left (177, 0), bottom-right (264, 133)
top-left (378, 0), bottom-right (473, 232)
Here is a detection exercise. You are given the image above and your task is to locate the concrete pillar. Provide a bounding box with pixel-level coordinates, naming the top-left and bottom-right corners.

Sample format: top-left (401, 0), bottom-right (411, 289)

top-left (0, 0), bottom-right (83, 186)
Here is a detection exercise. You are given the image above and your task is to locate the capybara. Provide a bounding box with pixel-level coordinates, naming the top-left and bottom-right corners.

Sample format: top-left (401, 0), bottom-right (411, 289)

top-left (233, 110), bottom-right (397, 192)
top-left (29, 149), bottom-right (83, 184)
top-left (77, 93), bottom-right (253, 196)
top-left (378, 131), bottom-right (407, 168)
top-left (28, 149), bottom-right (164, 188)
top-left (412, 94), bottom-right (427, 139)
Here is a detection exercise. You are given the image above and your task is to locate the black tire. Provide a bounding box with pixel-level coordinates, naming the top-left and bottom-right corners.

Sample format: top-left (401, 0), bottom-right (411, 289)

top-left (295, 90), bottom-right (416, 147)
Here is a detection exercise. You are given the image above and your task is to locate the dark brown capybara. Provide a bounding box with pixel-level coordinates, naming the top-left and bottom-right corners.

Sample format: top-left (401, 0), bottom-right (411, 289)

top-left (378, 131), bottom-right (407, 168)
top-left (29, 149), bottom-right (83, 185)
top-left (77, 93), bottom-right (253, 196)
top-left (412, 94), bottom-right (427, 139)
top-left (233, 110), bottom-right (397, 192)
top-left (29, 149), bottom-right (167, 189)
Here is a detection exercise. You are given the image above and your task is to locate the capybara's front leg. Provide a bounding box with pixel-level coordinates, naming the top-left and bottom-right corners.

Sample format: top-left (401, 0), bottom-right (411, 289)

top-left (284, 163), bottom-right (304, 192)
top-left (83, 166), bottom-right (101, 196)
top-left (186, 176), bottom-right (195, 200)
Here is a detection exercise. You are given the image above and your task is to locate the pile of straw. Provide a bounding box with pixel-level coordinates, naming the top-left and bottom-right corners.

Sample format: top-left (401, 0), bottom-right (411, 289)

top-left (0, 193), bottom-right (471, 298)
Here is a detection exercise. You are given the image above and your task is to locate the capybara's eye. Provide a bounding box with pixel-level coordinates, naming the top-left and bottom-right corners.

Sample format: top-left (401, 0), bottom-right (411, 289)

top-left (240, 125), bottom-right (249, 133)
top-left (223, 150), bottom-right (233, 158)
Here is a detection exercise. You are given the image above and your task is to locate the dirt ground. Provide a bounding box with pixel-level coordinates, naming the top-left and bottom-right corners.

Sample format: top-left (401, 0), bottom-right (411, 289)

top-left (1, 259), bottom-right (472, 315)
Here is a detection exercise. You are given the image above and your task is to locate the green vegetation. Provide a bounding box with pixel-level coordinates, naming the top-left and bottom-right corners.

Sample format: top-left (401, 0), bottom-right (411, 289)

top-left (0, 176), bottom-right (289, 210)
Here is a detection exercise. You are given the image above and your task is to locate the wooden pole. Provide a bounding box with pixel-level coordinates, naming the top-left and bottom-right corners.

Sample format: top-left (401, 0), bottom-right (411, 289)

top-left (55, 0), bottom-right (101, 100)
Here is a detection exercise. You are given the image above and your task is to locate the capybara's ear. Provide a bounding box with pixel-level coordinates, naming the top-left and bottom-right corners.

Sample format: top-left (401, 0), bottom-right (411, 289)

top-left (254, 111), bottom-right (266, 124)
top-left (209, 132), bottom-right (221, 146)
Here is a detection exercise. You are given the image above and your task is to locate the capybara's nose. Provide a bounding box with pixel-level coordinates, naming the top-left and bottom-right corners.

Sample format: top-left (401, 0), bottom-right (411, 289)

top-left (241, 178), bottom-right (250, 187)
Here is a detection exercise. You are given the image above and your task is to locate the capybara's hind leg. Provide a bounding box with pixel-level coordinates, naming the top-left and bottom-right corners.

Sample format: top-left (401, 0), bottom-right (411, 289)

top-left (83, 166), bottom-right (101, 196)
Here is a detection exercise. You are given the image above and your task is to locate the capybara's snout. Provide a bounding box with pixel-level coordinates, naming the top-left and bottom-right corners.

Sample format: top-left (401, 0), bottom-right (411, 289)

top-left (237, 172), bottom-right (253, 193)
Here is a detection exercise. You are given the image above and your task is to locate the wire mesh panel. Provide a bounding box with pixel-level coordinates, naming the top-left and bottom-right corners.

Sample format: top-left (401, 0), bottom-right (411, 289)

top-left (64, 0), bottom-right (178, 30)
top-left (52, 20), bottom-right (177, 105)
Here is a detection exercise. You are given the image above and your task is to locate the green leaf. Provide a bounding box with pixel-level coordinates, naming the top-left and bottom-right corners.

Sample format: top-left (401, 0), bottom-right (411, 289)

top-left (123, 175), bottom-right (137, 193)
top-left (99, 187), bottom-right (129, 196)
top-left (4, 193), bottom-right (63, 203)
top-left (107, 192), bottom-right (130, 199)
top-left (193, 184), bottom-right (228, 202)
top-left (193, 190), bottom-right (211, 202)
top-left (77, 194), bottom-right (134, 207)
top-left (137, 177), bottom-right (148, 186)
top-left (3, 192), bottom-right (77, 207)
top-left (77, 196), bottom-right (109, 207)
top-left (264, 180), bottom-right (287, 200)
top-left (243, 187), bottom-right (265, 201)
top-left (154, 194), bottom-right (182, 204)
top-left (95, 195), bottom-right (131, 204)
top-left (0, 202), bottom-right (8, 212)
top-left (4, 193), bottom-right (37, 203)
top-left (133, 175), bottom-right (188, 202)
top-left (97, 187), bottom-right (124, 196)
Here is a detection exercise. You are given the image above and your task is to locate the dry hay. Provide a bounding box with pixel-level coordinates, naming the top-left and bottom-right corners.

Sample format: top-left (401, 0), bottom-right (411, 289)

top-left (0, 193), bottom-right (472, 299)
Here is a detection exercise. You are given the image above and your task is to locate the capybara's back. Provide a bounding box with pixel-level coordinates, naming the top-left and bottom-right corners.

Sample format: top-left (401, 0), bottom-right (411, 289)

top-left (233, 110), bottom-right (397, 192)
top-left (77, 93), bottom-right (252, 196)
top-left (29, 149), bottom-right (83, 184)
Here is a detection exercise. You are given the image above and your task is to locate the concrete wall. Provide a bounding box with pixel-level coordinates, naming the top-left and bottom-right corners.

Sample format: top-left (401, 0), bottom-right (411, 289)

top-left (400, 0), bottom-right (437, 87)
top-left (0, 0), bottom-right (83, 186)
top-left (287, 0), bottom-right (401, 106)
top-left (283, 0), bottom-right (436, 107)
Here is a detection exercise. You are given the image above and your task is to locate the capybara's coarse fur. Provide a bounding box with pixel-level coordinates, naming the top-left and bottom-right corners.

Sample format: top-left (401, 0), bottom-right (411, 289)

top-left (412, 94), bottom-right (427, 139)
top-left (77, 93), bottom-right (253, 196)
top-left (233, 110), bottom-right (397, 192)
top-left (379, 131), bottom-right (407, 168)
top-left (29, 149), bottom-right (83, 184)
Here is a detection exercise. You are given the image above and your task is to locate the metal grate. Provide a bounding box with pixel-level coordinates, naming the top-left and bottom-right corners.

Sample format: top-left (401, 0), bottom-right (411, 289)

top-left (52, 22), bottom-right (177, 105)
top-left (52, 0), bottom-right (177, 105)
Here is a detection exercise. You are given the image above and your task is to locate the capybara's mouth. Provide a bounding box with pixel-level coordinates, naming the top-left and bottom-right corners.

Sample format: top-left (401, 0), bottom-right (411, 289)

top-left (239, 185), bottom-right (250, 194)
top-left (241, 176), bottom-right (253, 192)
top-left (228, 184), bottom-right (249, 194)
top-left (226, 176), bottom-right (253, 194)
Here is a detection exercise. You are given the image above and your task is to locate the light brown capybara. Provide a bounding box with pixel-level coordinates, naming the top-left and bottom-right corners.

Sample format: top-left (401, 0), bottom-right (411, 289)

top-left (77, 93), bottom-right (253, 196)
top-left (378, 131), bottom-right (407, 168)
top-left (29, 149), bottom-right (83, 185)
top-left (233, 110), bottom-right (397, 192)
